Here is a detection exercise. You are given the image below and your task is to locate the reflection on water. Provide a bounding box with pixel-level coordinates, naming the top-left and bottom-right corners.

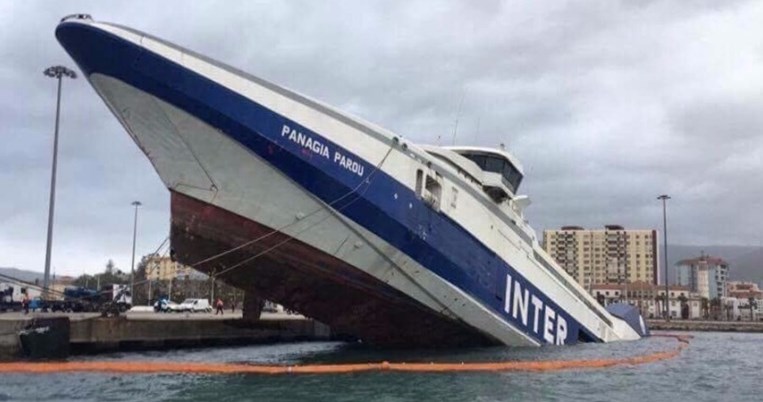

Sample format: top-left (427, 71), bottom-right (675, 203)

top-left (0, 332), bottom-right (761, 402)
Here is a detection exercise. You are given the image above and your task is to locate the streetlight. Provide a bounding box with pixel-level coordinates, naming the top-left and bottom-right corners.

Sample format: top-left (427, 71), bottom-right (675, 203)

top-left (147, 258), bottom-right (164, 306)
top-left (658, 194), bottom-right (671, 320)
top-left (130, 201), bottom-right (142, 297)
top-left (42, 66), bottom-right (77, 298)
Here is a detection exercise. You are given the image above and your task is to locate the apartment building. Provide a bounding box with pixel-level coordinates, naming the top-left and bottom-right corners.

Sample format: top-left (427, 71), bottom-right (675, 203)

top-left (145, 255), bottom-right (193, 281)
top-left (676, 254), bottom-right (729, 299)
top-left (543, 225), bottom-right (658, 289)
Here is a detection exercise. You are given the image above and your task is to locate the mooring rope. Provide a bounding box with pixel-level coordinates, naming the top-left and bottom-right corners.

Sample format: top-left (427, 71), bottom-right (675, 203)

top-left (186, 141), bottom-right (396, 277)
top-left (0, 334), bottom-right (691, 375)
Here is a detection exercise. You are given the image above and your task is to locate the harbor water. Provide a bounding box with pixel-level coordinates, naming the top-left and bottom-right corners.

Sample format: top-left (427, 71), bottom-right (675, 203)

top-left (0, 332), bottom-right (760, 401)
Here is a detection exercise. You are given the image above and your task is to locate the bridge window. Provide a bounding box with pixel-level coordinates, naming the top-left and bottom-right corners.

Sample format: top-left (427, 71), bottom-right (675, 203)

top-left (461, 153), bottom-right (523, 193)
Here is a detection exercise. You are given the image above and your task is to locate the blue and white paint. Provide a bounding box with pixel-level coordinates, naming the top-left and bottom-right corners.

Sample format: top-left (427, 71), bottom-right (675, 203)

top-left (55, 16), bottom-right (643, 346)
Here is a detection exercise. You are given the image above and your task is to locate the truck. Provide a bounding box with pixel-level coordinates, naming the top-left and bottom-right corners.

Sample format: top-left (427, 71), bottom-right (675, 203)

top-left (99, 285), bottom-right (133, 317)
top-left (1, 275), bottom-right (134, 314)
top-left (61, 286), bottom-right (101, 312)
top-left (0, 284), bottom-right (22, 312)
top-left (0, 283), bottom-right (42, 312)
top-left (57, 284), bottom-right (132, 313)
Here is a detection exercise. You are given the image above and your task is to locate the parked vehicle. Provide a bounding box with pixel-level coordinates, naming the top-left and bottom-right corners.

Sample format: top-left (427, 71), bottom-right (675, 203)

top-left (153, 297), bottom-right (179, 313)
top-left (262, 301), bottom-right (279, 313)
top-left (28, 297), bottom-right (52, 312)
top-left (100, 285), bottom-right (134, 317)
top-left (176, 298), bottom-right (212, 313)
top-left (0, 284), bottom-right (41, 312)
top-left (0, 285), bottom-right (21, 312)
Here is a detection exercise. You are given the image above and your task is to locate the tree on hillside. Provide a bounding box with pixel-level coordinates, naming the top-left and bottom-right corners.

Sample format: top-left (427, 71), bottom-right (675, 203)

top-left (71, 260), bottom-right (129, 290)
top-left (131, 253), bottom-right (157, 305)
top-left (72, 274), bottom-right (96, 288)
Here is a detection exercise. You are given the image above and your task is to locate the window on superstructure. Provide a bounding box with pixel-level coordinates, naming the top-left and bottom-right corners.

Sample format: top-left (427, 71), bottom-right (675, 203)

top-left (450, 187), bottom-right (458, 209)
top-left (423, 173), bottom-right (442, 210)
top-left (415, 169), bottom-right (423, 198)
top-left (460, 153), bottom-right (523, 193)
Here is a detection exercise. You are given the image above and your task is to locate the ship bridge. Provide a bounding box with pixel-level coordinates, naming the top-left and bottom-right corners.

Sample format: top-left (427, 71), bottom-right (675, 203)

top-left (444, 146), bottom-right (524, 203)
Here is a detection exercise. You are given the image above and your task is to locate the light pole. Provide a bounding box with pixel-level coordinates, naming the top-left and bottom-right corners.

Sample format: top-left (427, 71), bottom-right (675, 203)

top-left (42, 66), bottom-right (77, 298)
top-left (130, 201), bottom-right (142, 297)
top-left (658, 194), bottom-right (671, 320)
top-left (147, 260), bottom-right (157, 306)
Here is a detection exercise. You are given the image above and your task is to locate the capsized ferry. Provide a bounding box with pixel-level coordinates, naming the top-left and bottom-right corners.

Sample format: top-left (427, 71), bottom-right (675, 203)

top-left (56, 15), bottom-right (648, 347)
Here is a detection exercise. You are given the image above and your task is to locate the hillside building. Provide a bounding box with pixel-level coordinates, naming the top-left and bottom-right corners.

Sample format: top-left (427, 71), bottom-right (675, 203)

top-left (676, 254), bottom-right (729, 299)
top-left (145, 256), bottom-right (195, 281)
top-left (727, 281), bottom-right (763, 300)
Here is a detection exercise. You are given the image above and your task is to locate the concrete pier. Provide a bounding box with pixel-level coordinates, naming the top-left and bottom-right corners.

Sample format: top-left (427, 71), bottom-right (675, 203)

top-left (647, 319), bottom-right (763, 333)
top-left (0, 312), bottom-right (332, 360)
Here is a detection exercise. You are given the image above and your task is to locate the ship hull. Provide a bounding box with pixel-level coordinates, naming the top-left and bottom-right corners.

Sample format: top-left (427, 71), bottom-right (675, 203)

top-left (170, 191), bottom-right (495, 347)
top-left (77, 69), bottom-right (537, 347)
top-left (56, 18), bottom-right (643, 347)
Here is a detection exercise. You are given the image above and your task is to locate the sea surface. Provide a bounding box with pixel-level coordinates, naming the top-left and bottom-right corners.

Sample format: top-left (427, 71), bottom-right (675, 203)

top-left (0, 332), bottom-right (760, 402)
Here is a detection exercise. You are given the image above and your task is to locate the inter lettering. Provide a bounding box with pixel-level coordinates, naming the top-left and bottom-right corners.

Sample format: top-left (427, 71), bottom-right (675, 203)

top-left (503, 273), bottom-right (568, 345)
top-left (512, 281), bottom-right (529, 326)
top-left (530, 295), bottom-right (543, 334)
top-left (504, 274), bottom-right (512, 314)
top-left (544, 306), bottom-right (556, 344)
top-left (555, 315), bottom-right (567, 345)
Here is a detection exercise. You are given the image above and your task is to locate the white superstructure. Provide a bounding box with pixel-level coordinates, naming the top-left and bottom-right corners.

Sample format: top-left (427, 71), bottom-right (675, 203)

top-left (56, 15), bottom-right (645, 346)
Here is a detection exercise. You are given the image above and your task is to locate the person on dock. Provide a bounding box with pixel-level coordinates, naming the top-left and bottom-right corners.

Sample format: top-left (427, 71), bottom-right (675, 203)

top-left (215, 298), bottom-right (224, 315)
top-left (21, 293), bottom-right (29, 315)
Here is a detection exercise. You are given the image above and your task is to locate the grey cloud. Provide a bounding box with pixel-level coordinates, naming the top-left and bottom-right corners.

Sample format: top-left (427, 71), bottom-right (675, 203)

top-left (671, 97), bottom-right (763, 142)
top-left (2, 0), bottom-right (763, 276)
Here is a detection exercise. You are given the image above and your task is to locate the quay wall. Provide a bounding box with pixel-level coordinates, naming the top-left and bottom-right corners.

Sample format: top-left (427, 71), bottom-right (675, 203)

top-left (647, 319), bottom-right (763, 333)
top-left (0, 313), bottom-right (332, 360)
top-left (0, 320), bottom-right (25, 360)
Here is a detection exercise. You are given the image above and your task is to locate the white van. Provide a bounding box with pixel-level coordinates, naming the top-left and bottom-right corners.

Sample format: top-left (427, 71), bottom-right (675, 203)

top-left (176, 298), bottom-right (212, 313)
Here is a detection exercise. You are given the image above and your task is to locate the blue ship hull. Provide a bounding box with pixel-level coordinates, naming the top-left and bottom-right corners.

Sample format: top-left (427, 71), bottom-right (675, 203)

top-left (56, 18), bottom-right (639, 346)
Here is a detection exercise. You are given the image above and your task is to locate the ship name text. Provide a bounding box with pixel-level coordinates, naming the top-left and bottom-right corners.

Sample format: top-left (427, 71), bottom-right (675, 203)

top-left (504, 274), bottom-right (568, 345)
top-left (281, 124), bottom-right (364, 177)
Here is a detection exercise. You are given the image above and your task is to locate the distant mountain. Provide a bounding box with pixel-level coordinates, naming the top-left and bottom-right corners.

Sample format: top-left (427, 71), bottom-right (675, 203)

top-left (665, 245), bottom-right (763, 285)
top-left (5, 245), bottom-right (762, 287)
top-left (726, 248), bottom-right (763, 283)
top-left (0, 267), bottom-right (45, 284)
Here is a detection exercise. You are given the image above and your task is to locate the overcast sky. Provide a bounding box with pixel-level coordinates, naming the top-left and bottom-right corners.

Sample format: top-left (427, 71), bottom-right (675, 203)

top-left (2, 0), bottom-right (762, 276)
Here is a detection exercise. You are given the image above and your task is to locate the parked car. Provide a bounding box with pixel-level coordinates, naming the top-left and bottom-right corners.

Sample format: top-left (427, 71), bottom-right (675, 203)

top-left (175, 298), bottom-right (212, 313)
top-left (262, 301), bottom-right (279, 313)
top-left (154, 298), bottom-right (179, 313)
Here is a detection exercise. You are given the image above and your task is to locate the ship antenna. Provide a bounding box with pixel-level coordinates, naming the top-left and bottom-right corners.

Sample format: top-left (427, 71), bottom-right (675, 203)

top-left (451, 93), bottom-right (465, 145)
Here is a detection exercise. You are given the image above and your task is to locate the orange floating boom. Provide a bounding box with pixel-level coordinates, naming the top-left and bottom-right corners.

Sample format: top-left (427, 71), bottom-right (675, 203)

top-left (0, 334), bottom-right (690, 375)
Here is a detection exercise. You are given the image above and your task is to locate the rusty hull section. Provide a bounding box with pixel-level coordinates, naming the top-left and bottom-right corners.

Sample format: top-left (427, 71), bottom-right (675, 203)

top-left (169, 191), bottom-right (496, 348)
